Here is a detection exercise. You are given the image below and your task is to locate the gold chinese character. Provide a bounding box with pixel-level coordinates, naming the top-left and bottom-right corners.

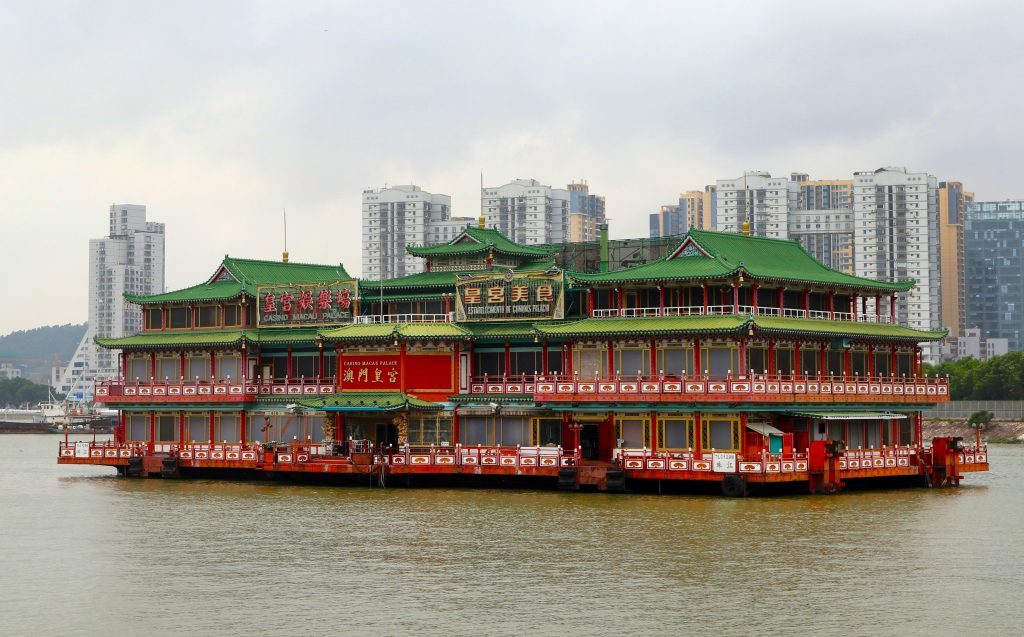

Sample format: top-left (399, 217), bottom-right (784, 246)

top-left (487, 286), bottom-right (505, 304)
top-left (373, 368), bottom-right (383, 383)
top-left (357, 368), bottom-right (369, 382)
top-left (536, 284), bottom-right (554, 302)
top-left (510, 285), bottom-right (529, 302)
top-left (464, 288), bottom-right (482, 304)
top-left (388, 370), bottom-right (398, 383)
top-left (342, 369), bottom-right (354, 382)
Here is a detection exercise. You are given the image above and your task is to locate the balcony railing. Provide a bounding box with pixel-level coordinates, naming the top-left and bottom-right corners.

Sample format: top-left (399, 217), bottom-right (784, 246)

top-left (591, 305), bottom-right (895, 324)
top-left (94, 377), bottom-right (337, 403)
top-left (355, 313), bottom-right (453, 324)
top-left (471, 373), bottom-right (948, 403)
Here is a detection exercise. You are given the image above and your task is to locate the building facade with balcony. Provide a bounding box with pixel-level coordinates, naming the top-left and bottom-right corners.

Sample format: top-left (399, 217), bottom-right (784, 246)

top-left (61, 222), bottom-right (985, 494)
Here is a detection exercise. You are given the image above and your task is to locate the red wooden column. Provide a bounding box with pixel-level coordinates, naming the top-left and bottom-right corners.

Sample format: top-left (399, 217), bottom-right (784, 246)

top-left (617, 287), bottom-right (625, 313)
top-left (586, 288), bottom-right (594, 317)
top-left (702, 285), bottom-right (709, 313)
top-left (179, 413), bottom-right (185, 444)
top-left (819, 342), bottom-right (827, 378)
top-left (443, 295), bottom-right (450, 317)
top-left (504, 341), bottom-right (511, 379)
top-left (452, 407), bottom-right (460, 446)
top-left (693, 337), bottom-right (702, 375)
top-left (867, 345), bottom-right (875, 377)
top-left (399, 342), bottom-right (407, 392)
top-left (240, 411), bottom-right (247, 443)
top-left (150, 352), bottom-right (156, 381)
top-left (738, 337), bottom-right (747, 377)
top-left (318, 342), bottom-right (325, 383)
top-left (649, 339), bottom-right (658, 377)
top-left (149, 412), bottom-right (156, 453)
top-left (693, 413), bottom-right (703, 452)
top-left (751, 284), bottom-right (759, 314)
top-left (844, 347), bottom-right (851, 378)
top-left (650, 411), bottom-right (658, 451)
top-left (767, 339), bottom-right (775, 375)
top-left (179, 352), bottom-right (186, 380)
top-left (851, 294), bottom-right (858, 321)
top-left (210, 351), bottom-right (217, 381)
top-left (914, 348), bottom-right (921, 378)
top-left (286, 347), bottom-right (293, 382)
top-left (827, 290), bottom-right (835, 320)
top-left (607, 340), bottom-right (615, 378)
top-left (776, 287), bottom-right (784, 315)
top-left (732, 282), bottom-right (739, 314)
top-left (914, 411), bottom-right (922, 445)
top-left (802, 289), bottom-right (810, 317)
top-left (890, 346), bottom-right (898, 378)
top-left (658, 286), bottom-right (665, 314)
top-left (794, 340), bottom-right (802, 378)
top-left (890, 295), bottom-right (897, 324)
top-left (209, 413), bottom-right (215, 443)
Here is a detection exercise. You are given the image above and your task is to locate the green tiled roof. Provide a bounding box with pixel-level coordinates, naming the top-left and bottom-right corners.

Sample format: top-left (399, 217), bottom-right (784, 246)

top-left (461, 322), bottom-right (545, 339)
top-left (126, 256), bottom-right (353, 305)
top-left (296, 393), bottom-right (444, 411)
top-left (319, 323), bottom-right (471, 342)
top-left (372, 292), bottom-right (451, 303)
top-left (569, 229), bottom-right (914, 293)
top-left (751, 316), bottom-right (947, 341)
top-left (535, 316), bottom-right (748, 338)
top-left (406, 226), bottom-right (557, 258)
top-left (95, 327), bottom-right (323, 350)
top-left (359, 271), bottom-right (469, 290)
top-left (124, 281), bottom-right (243, 305)
top-left (95, 330), bottom-right (245, 349)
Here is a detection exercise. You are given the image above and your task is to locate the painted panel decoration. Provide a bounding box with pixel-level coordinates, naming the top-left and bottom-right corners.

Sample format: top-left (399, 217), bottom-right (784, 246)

top-left (454, 270), bottom-right (564, 322)
top-left (257, 281), bottom-right (357, 326)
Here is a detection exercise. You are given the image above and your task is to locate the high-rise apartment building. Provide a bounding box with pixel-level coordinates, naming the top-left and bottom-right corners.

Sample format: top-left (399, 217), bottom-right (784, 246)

top-left (649, 204), bottom-right (685, 238)
top-left (482, 179), bottom-right (570, 244)
top-left (787, 174), bottom-right (856, 274)
top-left (567, 181), bottom-right (607, 242)
top-left (938, 181), bottom-right (973, 338)
top-left (852, 167), bottom-right (941, 362)
top-left (361, 185), bottom-right (470, 280)
top-left (714, 172), bottom-right (794, 238)
top-left (55, 205), bottom-right (165, 399)
top-left (650, 187), bottom-right (714, 238)
top-left (965, 200), bottom-right (1024, 351)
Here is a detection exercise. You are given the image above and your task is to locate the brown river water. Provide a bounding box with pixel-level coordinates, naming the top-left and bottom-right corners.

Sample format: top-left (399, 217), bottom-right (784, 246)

top-left (1, 434), bottom-right (1022, 636)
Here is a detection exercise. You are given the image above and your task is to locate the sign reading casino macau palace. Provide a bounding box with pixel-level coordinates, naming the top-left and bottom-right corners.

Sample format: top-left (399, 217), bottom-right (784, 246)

top-left (455, 270), bottom-right (565, 322)
top-left (258, 281), bottom-right (357, 327)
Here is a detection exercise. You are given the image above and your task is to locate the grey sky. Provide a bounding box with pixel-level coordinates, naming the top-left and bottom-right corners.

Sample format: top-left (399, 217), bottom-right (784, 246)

top-left (2, 0), bottom-right (1022, 335)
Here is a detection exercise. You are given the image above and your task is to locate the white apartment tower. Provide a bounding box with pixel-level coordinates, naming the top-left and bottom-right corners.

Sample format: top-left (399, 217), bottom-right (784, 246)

top-left (361, 185), bottom-right (469, 280)
top-left (853, 167), bottom-right (941, 362)
top-left (482, 179), bottom-right (571, 244)
top-left (714, 172), bottom-right (795, 238)
top-left (55, 205), bottom-right (165, 400)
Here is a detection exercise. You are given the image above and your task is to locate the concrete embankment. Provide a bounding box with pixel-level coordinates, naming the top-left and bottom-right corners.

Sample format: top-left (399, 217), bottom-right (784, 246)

top-left (923, 419), bottom-right (1024, 444)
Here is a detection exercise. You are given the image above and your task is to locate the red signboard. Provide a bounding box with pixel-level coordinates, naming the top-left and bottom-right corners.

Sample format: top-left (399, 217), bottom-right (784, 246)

top-left (338, 353), bottom-right (454, 394)
top-left (340, 355), bottom-right (400, 390)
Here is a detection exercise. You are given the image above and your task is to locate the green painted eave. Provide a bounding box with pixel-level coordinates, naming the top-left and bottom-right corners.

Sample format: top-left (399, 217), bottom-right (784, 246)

top-left (358, 271), bottom-right (468, 291)
top-left (535, 316), bottom-right (748, 338)
top-left (568, 229), bottom-right (914, 293)
top-left (221, 257), bottom-right (352, 296)
top-left (405, 226), bottom-right (557, 258)
top-left (95, 330), bottom-right (245, 349)
top-left (296, 393), bottom-right (444, 412)
top-left (319, 323), bottom-right (471, 342)
top-left (752, 316), bottom-right (947, 341)
top-left (124, 280), bottom-right (244, 305)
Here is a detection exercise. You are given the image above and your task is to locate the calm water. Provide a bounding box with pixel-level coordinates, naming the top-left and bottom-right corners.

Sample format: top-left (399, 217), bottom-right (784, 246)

top-left (1, 435), bottom-right (1021, 637)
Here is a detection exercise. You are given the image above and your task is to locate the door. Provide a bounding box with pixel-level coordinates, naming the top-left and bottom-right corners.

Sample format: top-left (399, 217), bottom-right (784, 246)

top-left (375, 422), bottom-right (399, 452)
top-left (580, 424), bottom-right (600, 461)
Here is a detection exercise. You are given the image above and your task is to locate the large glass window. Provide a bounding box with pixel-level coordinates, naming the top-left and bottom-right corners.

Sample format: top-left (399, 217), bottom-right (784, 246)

top-left (474, 351), bottom-right (504, 377)
top-left (127, 414), bottom-right (149, 440)
top-left (827, 350), bottom-right (844, 376)
top-left (545, 348), bottom-right (563, 375)
top-left (657, 416), bottom-right (694, 450)
top-left (195, 305), bottom-right (220, 328)
top-left (702, 417), bottom-right (740, 451)
top-left (127, 356), bottom-right (149, 381)
top-left (615, 417), bottom-right (650, 448)
top-left (216, 354), bottom-right (241, 381)
top-left (223, 305), bottom-right (241, 326)
top-left (168, 306), bottom-right (191, 329)
top-left (186, 355), bottom-right (210, 381)
top-left (573, 345), bottom-right (607, 378)
top-left (532, 418), bottom-right (562, 446)
top-left (705, 346), bottom-right (736, 376)
top-left (407, 414), bottom-right (453, 446)
top-left (187, 414), bottom-right (209, 442)
top-left (800, 348), bottom-right (819, 376)
top-left (851, 350), bottom-right (868, 376)
top-left (292, 354), bottom-right (317, 380)
top-left (156, 356), bottom-right (180, 382)
top-left (145, 308), bottom-right (163, 330)
top-left (157, 414), bottom-right (178, 442)
top-left (459, 415), bottom-right (529, 446)
top-left (215, 415), bottom-right (240, 442)
top-left (614, 346), bottom-right (649, 378)
top-left (874, 351), bottom-right (891, 377)
top-left (775, 346), bottom-right (794, 375)
top-left (657, 344), bottom-right (694, 376)
top-left (747, 343), bottom-right (767, 375)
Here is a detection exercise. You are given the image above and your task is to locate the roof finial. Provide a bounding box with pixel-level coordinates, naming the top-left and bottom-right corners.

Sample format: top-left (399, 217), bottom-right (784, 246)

top-left (742, 218), bottom-right (750, 236)
top-left (282, 208), bottom-right (289, 263)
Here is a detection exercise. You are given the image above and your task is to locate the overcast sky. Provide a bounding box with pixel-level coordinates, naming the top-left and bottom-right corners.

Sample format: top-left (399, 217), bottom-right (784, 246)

top-left (2, 0), bottom-right (1022, 336)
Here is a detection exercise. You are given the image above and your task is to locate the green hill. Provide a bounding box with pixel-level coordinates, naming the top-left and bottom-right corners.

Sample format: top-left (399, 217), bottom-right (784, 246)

top-left (0, 323), bottom-right (87, 376)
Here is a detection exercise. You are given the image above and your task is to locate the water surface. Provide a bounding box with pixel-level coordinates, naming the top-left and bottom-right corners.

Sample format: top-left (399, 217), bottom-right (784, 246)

top-left (1, 435), bottom-right (1021, 636)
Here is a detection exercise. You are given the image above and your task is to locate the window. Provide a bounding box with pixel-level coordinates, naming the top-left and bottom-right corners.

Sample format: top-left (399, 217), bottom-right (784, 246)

top-left (215, 415), bottom-right (240, 442)
top-left (186, 355), bottom-right (210, 381)
top-left (168, 306), bottom-right (191, 329)
top-left (157, 414), bottom-right (178, 442)
top-left (657, 416), bottom-right (694, 450)
top-left (127, 356), bottom-right (149, 381)
top-left (573, 345), bottom-right (608, 378)
top-left (145, 308), bottom-right (163, 330)
top-left (195, 305), bottom-right (220, 328)
top-left (407, 414), bottom-right (453, 446)
top-left (127, 414), bottom-right (149, 441)
top-left (704, 344), bottom-right (737, 376)
top-left (156, 355), bottom-right (180, 382)
top-left (460, 415), bottom-right (530, 447)
top-left (187, 414), bottom-right (209, 442)
top-left (216, 354), bottom-right (241, 381)
top-left (702, 416), bottom-right (740, 451)
top-left (657, 344), bottom-right (694, 376)
top-left (223, 305), bottom-right (241, 326)
top-left (615, 416), bottom-right (649, 448)
top-left (614, 345), bottom-right (649, 377)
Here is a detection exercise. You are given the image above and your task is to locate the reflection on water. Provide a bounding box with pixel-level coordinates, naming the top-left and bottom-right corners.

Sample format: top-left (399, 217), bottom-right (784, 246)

top-left (2, 435), bottom-right (1022, 636)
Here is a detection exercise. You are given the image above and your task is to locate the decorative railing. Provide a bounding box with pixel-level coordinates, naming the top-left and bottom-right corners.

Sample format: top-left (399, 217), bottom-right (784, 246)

top-left (471, 373), bottom-right (949, 403)
top-left (382, 445), bottom-right (574, 469)
top-left (591, 305), bottom-right (895, 324)
top-left (355, 313), bottom-right (453, 324)
top-left (94, 377), bottom-right (337, 403)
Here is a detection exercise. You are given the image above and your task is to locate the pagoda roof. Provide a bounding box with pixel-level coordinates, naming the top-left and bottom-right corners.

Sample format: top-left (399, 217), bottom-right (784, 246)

top-left (358, 259), bottom-right (558, 293)
top-left (568, 229), bottom-right (914, 293)
top-left (405, 226), bottom-right (557, 258)
top-left (319, 322), bottom-right (472, 342)
top-left (533, 315), bottom-right (945, 342)
top-left (95, 327), bottom-right (322, 350)
top-left (125, 256), bottom-right (352, 305)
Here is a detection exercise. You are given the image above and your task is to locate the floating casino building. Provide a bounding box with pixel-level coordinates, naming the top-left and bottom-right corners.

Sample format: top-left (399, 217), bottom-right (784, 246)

top-left (59, 220), bottom-right (987, 494)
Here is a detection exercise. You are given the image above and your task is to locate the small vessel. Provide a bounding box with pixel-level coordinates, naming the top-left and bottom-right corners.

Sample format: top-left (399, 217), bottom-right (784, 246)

top-left (40, 392), bottom-right (115, 432)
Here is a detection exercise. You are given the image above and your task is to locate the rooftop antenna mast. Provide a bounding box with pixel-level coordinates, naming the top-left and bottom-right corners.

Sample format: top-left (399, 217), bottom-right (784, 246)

top-left (282, 209), bottom-right (289, 263)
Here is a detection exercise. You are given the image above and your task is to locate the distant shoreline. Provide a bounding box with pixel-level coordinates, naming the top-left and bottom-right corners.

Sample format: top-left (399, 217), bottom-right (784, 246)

top-left (923, 419), bottom-right (1024, 444)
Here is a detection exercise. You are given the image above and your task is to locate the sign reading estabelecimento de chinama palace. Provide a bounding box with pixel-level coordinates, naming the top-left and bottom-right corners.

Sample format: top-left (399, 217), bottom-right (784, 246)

top-left (258, 281), bottom-right (357, 326)
top-left (455, 270), bottom-right (564, 322)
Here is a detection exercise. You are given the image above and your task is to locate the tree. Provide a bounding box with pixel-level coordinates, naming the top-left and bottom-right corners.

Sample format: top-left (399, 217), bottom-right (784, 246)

top-left (967, 410), bottom-right (995, 431)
